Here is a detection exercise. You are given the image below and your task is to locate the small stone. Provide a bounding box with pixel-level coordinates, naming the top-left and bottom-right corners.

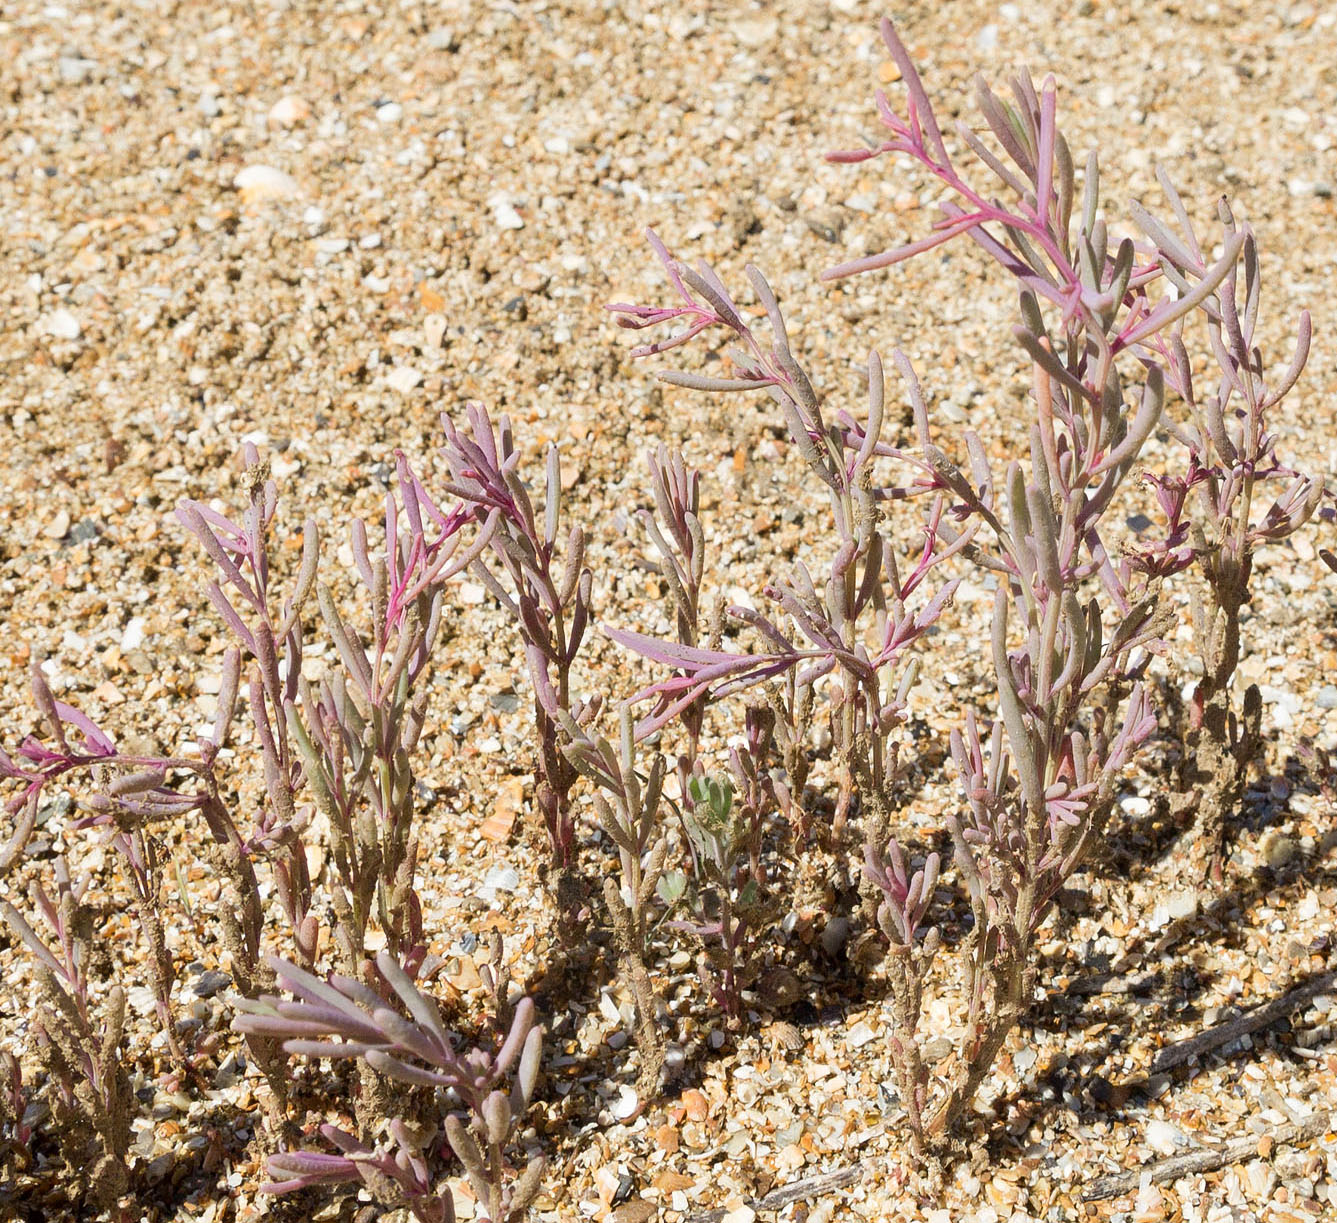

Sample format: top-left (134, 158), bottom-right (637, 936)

top-left (44, 509), bottom-right (71, 540)
top-left (268, 96), bottom-right (311, 126)
top-left (1166, 891), bottom-right (1198, 921)
top-left (1144, 1119), bottom-right (1187, 1156)
top-left (91, 681), bottom-right (122, 705)
top-left (923, 1036), bottom-right (953, 1063)
top-left (191, 970), bottom-right (231, 999)
top-left (1261, 830), bottom-right (1301, 869)
top-left (127, 985), bottom-right (158, 1016)
top-left (1247, 1158), bottom-right (1278, 1197)
top-left (121, 617), bottom-right (146, 651)
top-left (846, 1020), bottom-right (877, 1049)
top-left (820, 916), bottom-right (849, 957)
top-left (610, 1085), bottom-right (639, 1121)
top-left (1316, 686), bottom-right (1337, 710)
top-left (721, 1205), bottom-right (756, 1223)
top-left (422, 306), bottom-right (449, 344)
top-left (731, 16), bottom-right (778, 47)
top-left (386, 366), bottom-right (422, 394)
top-left (376, 101), bottom-right (403, 123)
top-left (59, 56), bottom-right (96, 84)
top-left (681, 1088), bottom-right (708, 1121)
top-left (804, 208), bottom-right (846, 243)
top-left (488, 192), bottom-right (524, 230)
top-left (234, 164), bottom-right (301, 204)
top-left (878, 59), bottom-right (902, 84)
top-left (199, 92), bottom-right (221, 118)
top-left (481, 864), bottom-right (519, 893)
top-left (43, 309), bottom-right (81, 341)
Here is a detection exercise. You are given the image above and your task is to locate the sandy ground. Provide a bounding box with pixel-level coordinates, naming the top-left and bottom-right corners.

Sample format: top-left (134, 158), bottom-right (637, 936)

top-left (3, 1), bottom-right (1337, 1220)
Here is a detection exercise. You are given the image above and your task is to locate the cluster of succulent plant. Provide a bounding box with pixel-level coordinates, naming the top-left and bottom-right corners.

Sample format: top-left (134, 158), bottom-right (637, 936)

top-left (0, 13), bottom-right (1327, 1215)
top-left (605, 14), bottom-right (1320, 1151)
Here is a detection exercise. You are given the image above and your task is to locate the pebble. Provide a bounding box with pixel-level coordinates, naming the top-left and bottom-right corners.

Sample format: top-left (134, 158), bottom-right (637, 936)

top-left (611, 1084), bottom-right (639, 1120)
top-left (42, 309), bottom-right (81, 341)
top-left (44, 509), bottom-right (71, 540)
top-left (59, 56), bottom-right (95, 84)
top-left (423, 313), bottom-right (448, 349)
top-left (386, 365), bottom-right (423, 394)
top-left (1317, 685), bottom-right (1337, 709)
top-left (126, 985), bottom-right (158, 1016)
top-left (121, 616), bottom-right (147, 652)
top-left (268, 95), bottom-right (312, 126)
top-left (1144, 1119), bottom-right (1187, 1156)
top-left (234, 164), bottom-right (301, 203)
top-left (481, 864), bottom-right (519, 893)
top-left (731, 16), bottom-right (778, 48)
top-left (846, 1021), bottom-right (878, 1049)
top-left (376, 101), bottom-right (403, 123)
top-left (191, 969), bottom-right (231, 999)
top-left (1261, 830), bottom-right (1301, 869)
top-left (488, 192), bottom-right (525, 230)
top-left (821, 915), bottom-right (849, 957)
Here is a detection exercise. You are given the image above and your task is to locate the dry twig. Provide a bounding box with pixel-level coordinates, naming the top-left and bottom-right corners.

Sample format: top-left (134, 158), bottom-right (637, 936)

top-left (1084, 1110), bottom-right (1334, 1201)
top-left (1150, 969), bottom-right (1336, 1074)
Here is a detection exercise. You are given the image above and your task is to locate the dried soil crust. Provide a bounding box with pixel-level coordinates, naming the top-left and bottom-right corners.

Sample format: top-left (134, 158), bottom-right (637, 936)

top-left (2, 1), bottom-right (1337, 1220)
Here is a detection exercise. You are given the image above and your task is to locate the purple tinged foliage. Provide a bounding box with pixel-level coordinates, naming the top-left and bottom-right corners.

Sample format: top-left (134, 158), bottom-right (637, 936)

top-left (440, 403), bottom-right (597, 877)
top-left (236, 950), bottom-right (545, 1223)
top-left (263, 1121), bottom-right (458, 1223)
top-left (605, 12), bottom-right (1295, 1147)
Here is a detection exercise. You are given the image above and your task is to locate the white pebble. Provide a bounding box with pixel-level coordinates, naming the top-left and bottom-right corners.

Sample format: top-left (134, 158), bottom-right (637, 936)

top-left (1144, 1119), bottom-right (1187, 1156)
top-left (731, 16), bottom-right (778, 47)
top-left (43, 308), bottom-right (81, 340)
top-left (268, 95), bottom-right (311, 127)
top-left (121, 616), bottom-right (146, 651)
top-left (376, 101), bottom-right (403, 123)
top-left (234, 164), bottom-right (301, 203)
top-left (423, 313), bottom-right (447, 349)
top-left (386, 366), bottom-right (421, 394)
top-left (846, 1021), bottom-right (877, 1049)
top-left (488, 191), bottom-right (524, 230)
